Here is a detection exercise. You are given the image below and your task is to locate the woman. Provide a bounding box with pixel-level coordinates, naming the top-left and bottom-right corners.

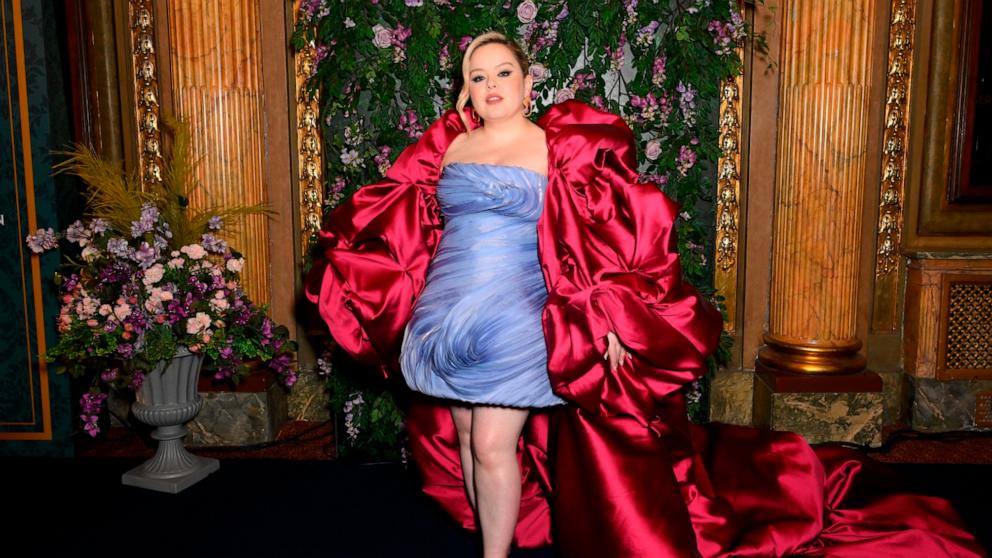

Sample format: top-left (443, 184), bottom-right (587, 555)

top-left (306, 32), bottom-right (984, 558)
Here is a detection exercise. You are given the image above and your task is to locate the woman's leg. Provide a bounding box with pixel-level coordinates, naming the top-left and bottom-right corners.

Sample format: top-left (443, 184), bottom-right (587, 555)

top-left (450, 404), bottom-right (476, 509)
top-left (471, 405), bottom-right (530, 558)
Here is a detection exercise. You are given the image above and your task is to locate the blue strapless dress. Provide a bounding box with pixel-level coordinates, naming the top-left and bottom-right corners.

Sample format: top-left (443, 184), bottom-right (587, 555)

top-left (399, 163), bottom-right (566, 408)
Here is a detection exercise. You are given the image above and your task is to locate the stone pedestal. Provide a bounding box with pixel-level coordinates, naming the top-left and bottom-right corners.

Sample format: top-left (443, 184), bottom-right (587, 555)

top-left (186, 371), bottom-right (288, 447)
top-left (287, 369), bottom-right (331, 422)
top-left (753, 370), bottom-right (883, 446)
top-left (710, 370), bottom-right (754, 426)
top-left (912, 377), bottom-right (992, 432)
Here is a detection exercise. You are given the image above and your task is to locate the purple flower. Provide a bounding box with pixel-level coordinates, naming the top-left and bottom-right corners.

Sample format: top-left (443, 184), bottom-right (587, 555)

top-left (26, 228), bottom-right (58, 253)
top-left (652, 56), bottom-right (667, 87)
top-left (677, 145), bottom-right (697, 176)
top-left (391, 24), bottom-right (412, 48)
top-left (117, 343), bottom-right (135, 358)
top-left (101, 368), bottom-right (119, 382)
top-left (132, 241), bottom-right (158, 269)
top-left (66, 220), bottom-right (90, 246)
top-left (107, 237), bottom-right (130, 258)
top-left (80, 391), bottom-right (108, 414)
top-left (81, 414), bottom-right (101, 437)
top-left (458, 35), bottom-right (473, 52)
top-left (405, 0), bottom-right (423, 5)
top-left (208, 216), bottom-right (223, 231)
top-left (636, 21), bottom-right (660, 47)
top-left (201, 233), bottom-right (228, 254)
top-left (130, 203), bottom-right (159, 238)
top-left (90, 218), bottom-right (110, 234)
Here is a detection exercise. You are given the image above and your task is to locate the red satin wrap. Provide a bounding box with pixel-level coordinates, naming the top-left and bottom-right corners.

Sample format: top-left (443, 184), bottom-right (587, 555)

top-left (305, 100), bottom-right (985, 557)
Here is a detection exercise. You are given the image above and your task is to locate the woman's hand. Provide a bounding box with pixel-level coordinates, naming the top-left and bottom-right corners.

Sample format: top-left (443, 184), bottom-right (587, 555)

top-left (603, 331), bottom-right (631, 372)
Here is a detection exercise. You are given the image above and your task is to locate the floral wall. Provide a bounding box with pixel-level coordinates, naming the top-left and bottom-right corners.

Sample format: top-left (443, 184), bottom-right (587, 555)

top-left (293, 0), bottom-right (746, 457)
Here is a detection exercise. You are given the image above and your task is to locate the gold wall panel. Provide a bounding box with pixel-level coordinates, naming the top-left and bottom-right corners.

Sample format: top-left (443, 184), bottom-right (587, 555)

top-left (903, 0), bottom-right (992, 251)
top-left (759, 0), bottom-right (875, 374)
top-left (164, 0), bottom-right (269, 304)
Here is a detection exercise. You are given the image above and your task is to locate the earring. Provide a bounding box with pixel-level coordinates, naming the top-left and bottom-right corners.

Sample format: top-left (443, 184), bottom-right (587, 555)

top-left (470, 107), bottom-right (480, 124)
top-left (522, 98), bottom-right (532, 117)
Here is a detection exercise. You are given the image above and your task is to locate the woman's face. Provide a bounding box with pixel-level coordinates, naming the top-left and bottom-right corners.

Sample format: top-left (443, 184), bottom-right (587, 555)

top-left (467, 43), bottom-right (532, 123)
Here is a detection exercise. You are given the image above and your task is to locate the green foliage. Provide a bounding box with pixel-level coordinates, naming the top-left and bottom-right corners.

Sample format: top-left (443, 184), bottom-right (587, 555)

top-left (294, 0), bottom-right (753, 450)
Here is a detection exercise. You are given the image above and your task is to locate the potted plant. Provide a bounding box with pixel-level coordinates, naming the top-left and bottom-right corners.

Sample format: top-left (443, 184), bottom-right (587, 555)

top-left (26, 121), bottom-right (297, 491)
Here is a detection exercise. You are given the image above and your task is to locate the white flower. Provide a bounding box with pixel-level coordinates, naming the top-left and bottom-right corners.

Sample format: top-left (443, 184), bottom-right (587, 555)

top-left (340, 148), bottom-right (360, 167)
top-left (372, 24), bottom-right (393, 49)
top-left (645, 139), bottom-right (662, 161)
top-left (180, 244), bottom-right (206, 260)
top-left (168, 257), bottom-right (185, 269)
top-left (517, 0), bottom-right (538, 23)
top-left (143, 263), bottom-right (165, 286)
top-left (81, 245), bottom-right (100, 262)
top-left (344, 17), bottom-right (355, 28)
top-left (226, 258), bottom-right (244, 273)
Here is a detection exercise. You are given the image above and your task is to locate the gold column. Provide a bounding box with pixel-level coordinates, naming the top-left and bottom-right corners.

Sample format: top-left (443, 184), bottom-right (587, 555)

top-left (164, 0), bottom-right (270, 305)
top-left (757, 0), bottom-right (875, 375)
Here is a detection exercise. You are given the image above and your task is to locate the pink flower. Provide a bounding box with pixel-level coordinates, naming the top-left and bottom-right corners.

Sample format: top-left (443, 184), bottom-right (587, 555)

top-left (186, 312), bottom-right (212, 335)
top-left (180, 243), bottom-right (206, 260)
top-left (458, 35), bottom-right (473, 52)
top-left (226, 258), bottom-right (244, 273)
top-left (529, 62), bottom-right (547, 83)
top-left (372, 24), bottom-right (393, 49)
top-left (554, 87), bottom-right (574, 104)
top-left (517, 0), bottom-right (538, 23)
top-left (645, 139), bottom-right (662, 161)
top-left (113, 303), bottom-right (132, 322)
top-left (142, 263), bottom-right (164, 286)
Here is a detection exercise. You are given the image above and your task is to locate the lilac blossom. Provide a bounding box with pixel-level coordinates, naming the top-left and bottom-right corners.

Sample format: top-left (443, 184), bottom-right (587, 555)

top-left (132, 241), bottom-right (158, 269)
top-left (130, 203), bottom-right (159, 238)
top-left (374, 146), bottom-right (393, 175)
top-left (208, 216), bottom-right (223, 231)
top-left (66, 220), bottom-right (90, 246)
top-left (26, 228), bottom-right (58, 253)
top-left (636, 21), bottom-right (660, 47)
top-left (677, 81), bottom-right (698, 126)
top-left (107, 237), bottom-right (130, 258)
top-left (201, 233), bottom-right (228, 254)
top-left (677, 145), bottom-right (697, 176)
top-left (90, 218), bottom-right (110, 234)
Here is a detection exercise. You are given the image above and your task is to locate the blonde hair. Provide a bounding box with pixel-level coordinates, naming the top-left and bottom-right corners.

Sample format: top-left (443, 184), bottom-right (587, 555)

top-left (455, 32), bottom-right (531, 132)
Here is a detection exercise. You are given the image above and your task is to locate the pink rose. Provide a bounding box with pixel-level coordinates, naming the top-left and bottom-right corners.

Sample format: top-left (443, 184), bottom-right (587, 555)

top-left (226, 257), bottom-right (244, 273)
top-left (372, 24), bottom-right (393, 49)
top-left (554, 87), bottom-right (574, 104)
top-left (517, 0), bottom-right (538, 23)
top-left (645, 139), bottom-right (662, 161)
top-left (529, 62), bottom-right (547, 83)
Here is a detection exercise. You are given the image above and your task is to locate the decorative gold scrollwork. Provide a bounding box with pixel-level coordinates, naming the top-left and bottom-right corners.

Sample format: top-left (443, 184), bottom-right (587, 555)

top-left (129, 1), bottom-right (162, 189)
top-left (875, 0), bottom-right (915, 277)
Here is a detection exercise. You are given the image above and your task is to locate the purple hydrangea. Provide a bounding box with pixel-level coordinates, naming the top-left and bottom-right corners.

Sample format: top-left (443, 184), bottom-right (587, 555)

top-left (130, 203), bottom-right (159, 238)
top-left (26, 228), bottom-right (58, 253)
top-left (201, 233), bottom-right (228, 254)
top-left (208, 216), bottom-right (223, 231)
top-left (132, 241), bottom-right (158, 269)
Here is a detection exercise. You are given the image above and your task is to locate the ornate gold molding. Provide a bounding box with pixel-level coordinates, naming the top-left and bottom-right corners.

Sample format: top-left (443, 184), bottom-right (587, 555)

top-left (294, 4), bottom-right (323, 253)
top-left (128, 0), bottom-right (162, 188)
top-left (875, 0), bottom-right (914, 278)
top-left (715, 24), bottom-right (744, 332)
top-left (297, 46), bottom-right (323, 248)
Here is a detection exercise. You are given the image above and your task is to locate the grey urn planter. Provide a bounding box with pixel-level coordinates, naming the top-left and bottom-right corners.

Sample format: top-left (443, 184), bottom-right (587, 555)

top-left (121, 347), bottom-right (219, 493)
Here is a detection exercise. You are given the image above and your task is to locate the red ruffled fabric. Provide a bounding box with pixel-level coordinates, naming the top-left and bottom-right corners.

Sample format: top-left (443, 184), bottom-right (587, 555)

top-left (305, 100), bottom-right (985, 557)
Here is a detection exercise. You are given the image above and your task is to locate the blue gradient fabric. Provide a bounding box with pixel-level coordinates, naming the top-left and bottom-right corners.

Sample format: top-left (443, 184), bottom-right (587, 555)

top-left (400, 162), bottom-right (565, 408)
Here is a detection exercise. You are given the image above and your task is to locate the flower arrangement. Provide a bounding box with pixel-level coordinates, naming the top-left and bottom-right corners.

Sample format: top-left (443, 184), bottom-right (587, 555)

top-left (27, 121), bottom-right (297, 436)
top-left (293, 0), bottom-right (756, 453)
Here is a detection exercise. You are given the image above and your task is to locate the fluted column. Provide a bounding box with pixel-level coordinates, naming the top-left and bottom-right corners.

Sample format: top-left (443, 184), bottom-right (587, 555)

top-left (757, 0), bottom-right (875, 376)
top-left (164, 0), bottom-right (270, 305)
